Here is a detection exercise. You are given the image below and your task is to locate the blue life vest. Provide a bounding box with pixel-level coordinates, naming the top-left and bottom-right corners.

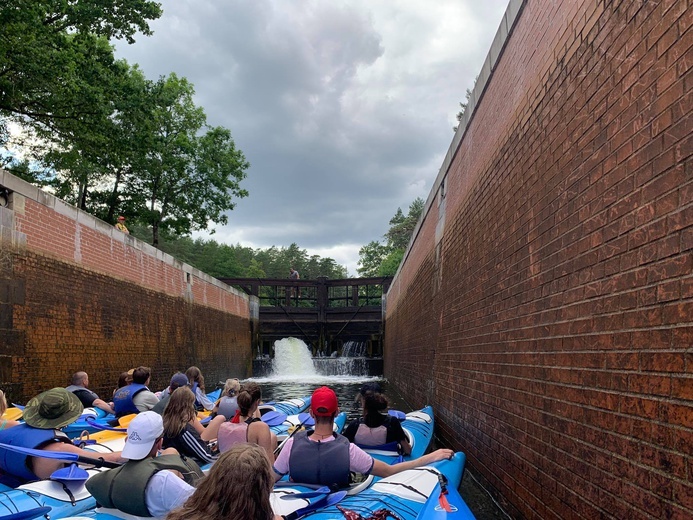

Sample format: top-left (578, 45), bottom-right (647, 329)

top-left (0, 423), bottom-right (71, 482)
top-left (288, 430), bottom-right (351, 488)
top-left (113, 383), bottom-right (147, 417)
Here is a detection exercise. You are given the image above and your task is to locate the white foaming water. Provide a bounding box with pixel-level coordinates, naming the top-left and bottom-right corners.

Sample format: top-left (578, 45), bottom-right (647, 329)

top-left (251, 337), bottom-right (380, 384)
top-left (271, 337), bottom-right (317, 377)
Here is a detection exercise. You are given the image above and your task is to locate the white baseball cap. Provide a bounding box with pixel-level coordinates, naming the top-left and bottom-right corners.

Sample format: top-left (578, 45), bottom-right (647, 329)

top-left (121, 411), bottom-right (164, 460)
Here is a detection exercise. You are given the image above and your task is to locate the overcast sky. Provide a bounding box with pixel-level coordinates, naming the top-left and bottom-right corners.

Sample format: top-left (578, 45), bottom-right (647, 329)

top-left (114, 1), bottom-right (509, 276)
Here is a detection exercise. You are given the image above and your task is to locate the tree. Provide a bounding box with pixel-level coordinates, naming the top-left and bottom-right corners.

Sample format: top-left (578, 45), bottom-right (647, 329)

top-left (357, 197), bottom-right (424, 276)
top-left (357, 241), bottom-right (389, 277)
top-left (0, 0), bottom-right (162, 142)
top-left (126, 74), bottom-right (249, 246)
top-left (453, 83), bottom-right (475, 132)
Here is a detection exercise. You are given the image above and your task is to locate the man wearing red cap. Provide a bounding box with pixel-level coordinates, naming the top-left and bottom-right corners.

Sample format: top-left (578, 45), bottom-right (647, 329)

top-left (273, 386), bottom-right (453, 488)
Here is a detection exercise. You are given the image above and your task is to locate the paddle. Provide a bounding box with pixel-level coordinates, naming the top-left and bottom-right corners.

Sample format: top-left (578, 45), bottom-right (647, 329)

top-left (262, 411), bottom-right (288, 426)
top-left (296, 412), bottom-right (315, 427)
top-left (86, 417), bottom-right (126, 432)
top-left (0, 442), bottom-right (122, 468)
top-left (0, 506), bottom-right (52, 520)
top-left (11, 403), bottom-right (25, 410)
top-left (388, 409), bottom-right (406, 421)
top-left (279, 486), bottom-right (331, 500)
top-left (282, 491), bottom-right (347, 520)
top-left (50, 463), bottom-right (89, 482)
top-left (274, 414), bottom-right (312, 455)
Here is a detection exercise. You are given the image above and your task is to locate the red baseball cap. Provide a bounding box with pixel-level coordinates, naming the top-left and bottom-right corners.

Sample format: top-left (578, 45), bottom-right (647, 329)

top-left (117, 215), bottom-right (126, 221)
top-left (311, 386), bottom-right (338, 417)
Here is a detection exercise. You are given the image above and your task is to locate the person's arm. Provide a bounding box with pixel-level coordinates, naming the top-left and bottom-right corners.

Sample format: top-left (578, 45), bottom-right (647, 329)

top-left (194, 388), bottom-right (215, 411)
top-left (249, 421), bottom-right (276, 462)
top-left (181, 427), bottom-right (217, 465)
top-left (33, 443), bottom-right (124, 479)
top-left (93, 398), bottom-right (115, 415)
top-left (371, 448), bottom-right (454, 478)
top-left (272, 438), bottom-right (293, 482)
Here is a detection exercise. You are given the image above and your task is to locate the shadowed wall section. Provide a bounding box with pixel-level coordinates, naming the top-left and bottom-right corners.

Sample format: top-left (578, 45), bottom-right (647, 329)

top-left (0, 171), bottom-right (252, 403)
top-left (385, 1), bottom-right (691, 519)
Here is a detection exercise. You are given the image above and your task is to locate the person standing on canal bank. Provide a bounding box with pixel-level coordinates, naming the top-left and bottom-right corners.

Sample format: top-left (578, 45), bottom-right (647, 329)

top-left (272, 386), bottom-right (453, 487)
top-left (115, 215), bottom-right (129, 234)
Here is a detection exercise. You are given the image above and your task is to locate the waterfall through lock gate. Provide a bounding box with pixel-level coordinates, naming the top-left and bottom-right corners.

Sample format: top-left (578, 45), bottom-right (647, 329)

top-left (252, 337), bottom-right (382, 383)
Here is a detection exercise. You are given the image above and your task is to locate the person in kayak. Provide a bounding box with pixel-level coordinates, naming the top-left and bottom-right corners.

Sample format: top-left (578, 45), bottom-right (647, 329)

top-left (0, 388), bottom-right (123, 483)
top-left (66, 371), bottom-right (115, 415)
top-left (0, 389), bottom-right (20, 430)
top-left (87, 411), bottom-right (203, 519)
top-left (273, 386), bottom-right (453, 489)
top-left (152, 372), bottom-right (190, 415)
top-left (216, 382), bottom-right (276, 461)
top-left (343, 386), bottom-right (411, 455)
top-left (212, 378), bottom-right (241, 420)
top-left (166, 443), bottom-right (282, 520)
top-left (184, 366), bottom-right (215, 411)
top-left (113, 366), bottom-right (159, 416)
top-left (161, 387), bottom-right (224, 466)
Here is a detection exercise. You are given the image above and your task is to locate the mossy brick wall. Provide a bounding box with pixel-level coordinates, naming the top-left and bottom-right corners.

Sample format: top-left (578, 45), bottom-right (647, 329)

top-left (0, 172), bottom-right (251, 403)
top-left (385, 1), bottom-right (691, 519)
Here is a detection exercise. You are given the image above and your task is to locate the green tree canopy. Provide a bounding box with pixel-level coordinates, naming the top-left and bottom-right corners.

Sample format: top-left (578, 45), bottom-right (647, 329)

top-left (357, 197), bottom-right (424, 277)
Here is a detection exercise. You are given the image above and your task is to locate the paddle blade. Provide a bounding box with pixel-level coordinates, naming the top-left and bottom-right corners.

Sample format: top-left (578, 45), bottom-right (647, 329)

top-left (262, 411), bottom-right (288, 426)
top-left (289, 491), bottom-right (347, 519)
top-left (50, 463), bottom-right (89, 483)
top-left (279, 486), bottom-right (331, 500)
top-left (11, 403), bottom-right (25, 411)
top-left (388, 409), bottom-right (406, 421)
top-left (297, 412), bottom-right (315, 426)
top-left (117, 413), bottom-right (137, 427)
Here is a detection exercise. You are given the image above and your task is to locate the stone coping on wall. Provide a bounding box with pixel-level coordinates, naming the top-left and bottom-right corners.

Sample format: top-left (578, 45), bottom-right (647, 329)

top-left (0, 168), bottom-right (248, 312)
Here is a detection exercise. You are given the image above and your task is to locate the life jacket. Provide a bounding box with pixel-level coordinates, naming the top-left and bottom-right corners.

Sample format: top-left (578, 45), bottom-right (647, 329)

top-left (0, 423), bottom-right (72, 482)
top-left (353, 421), bottom-right (388, 446)
top-left (216, 396), bottom-right (239, 421)
top-left (217, 417), bottom-right (260, 453)
top-left (86, 454), bottom-right (203, 517)
top-left (66, 385), bottom-right (100, 403)
top-left (190, 382), bottom-right (204, 410)
top-left (113, 383), bottom-right (148, 417)
top-left (288, 430), bottom-right (350, 488)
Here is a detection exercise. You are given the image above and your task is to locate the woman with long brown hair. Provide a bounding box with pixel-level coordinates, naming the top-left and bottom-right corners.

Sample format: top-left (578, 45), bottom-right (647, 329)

top-left (166, 443), bottom-right (282, 520)
top-left (161, 387), bottom-right (224, 465)
top-left (185, 366), bottom-right (214, 411)
top-left (217, 382), bottom-right (277, 461)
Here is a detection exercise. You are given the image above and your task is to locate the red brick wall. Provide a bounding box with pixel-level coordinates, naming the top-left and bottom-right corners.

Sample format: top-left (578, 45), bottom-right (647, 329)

top-left (385, 1), bottom-right (692, 519)
top-left (0, 174), bottom-right (251, 403)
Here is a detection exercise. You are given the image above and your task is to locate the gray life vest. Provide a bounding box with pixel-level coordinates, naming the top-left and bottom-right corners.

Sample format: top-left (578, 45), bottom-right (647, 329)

top-left (288, 430), bottom-right (351, 488)
top-left (86, 454), bottom-right (203, 517)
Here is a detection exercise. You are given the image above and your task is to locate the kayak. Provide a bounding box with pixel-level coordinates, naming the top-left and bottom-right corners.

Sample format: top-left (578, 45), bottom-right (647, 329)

top-left (271, 411), bottom-right (348, 445)
top-left (56, 453), bottom-right (471, 520)
top-left (354, 406), bottom-right (435, 464)
top-left (260, 395), bottom-right (311, 417)
top-left (62, 388), bottom-right (223, 438)
top-left (271, 452), bottom-right (473, 520)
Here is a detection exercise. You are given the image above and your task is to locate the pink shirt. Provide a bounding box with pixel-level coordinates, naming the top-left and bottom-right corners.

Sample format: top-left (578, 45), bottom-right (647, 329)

top-left (273, 435), bottom-right (374, 477)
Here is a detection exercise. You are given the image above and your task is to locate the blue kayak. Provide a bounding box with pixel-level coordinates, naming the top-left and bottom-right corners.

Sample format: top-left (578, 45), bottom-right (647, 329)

top-left (271, 452), bottom-right (472, 520)
top-left (352, 406), bottom-right (435, 464)
top-left (260, 395), bottom-right (311, 417)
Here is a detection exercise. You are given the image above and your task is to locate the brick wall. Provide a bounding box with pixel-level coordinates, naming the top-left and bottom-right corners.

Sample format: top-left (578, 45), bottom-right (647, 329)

top-left (385, 1), bottom-right (692, 519)
top-left (0, 171), bottom-right (251, 403)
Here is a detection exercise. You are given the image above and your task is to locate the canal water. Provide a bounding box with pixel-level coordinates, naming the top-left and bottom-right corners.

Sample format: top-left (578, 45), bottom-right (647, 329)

top-left (244, 338), bottom-right (508, 520)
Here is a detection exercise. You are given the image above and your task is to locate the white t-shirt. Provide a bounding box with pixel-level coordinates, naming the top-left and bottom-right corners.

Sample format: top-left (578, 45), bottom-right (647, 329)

top-left (144, 469), bottom-right (195, 518)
